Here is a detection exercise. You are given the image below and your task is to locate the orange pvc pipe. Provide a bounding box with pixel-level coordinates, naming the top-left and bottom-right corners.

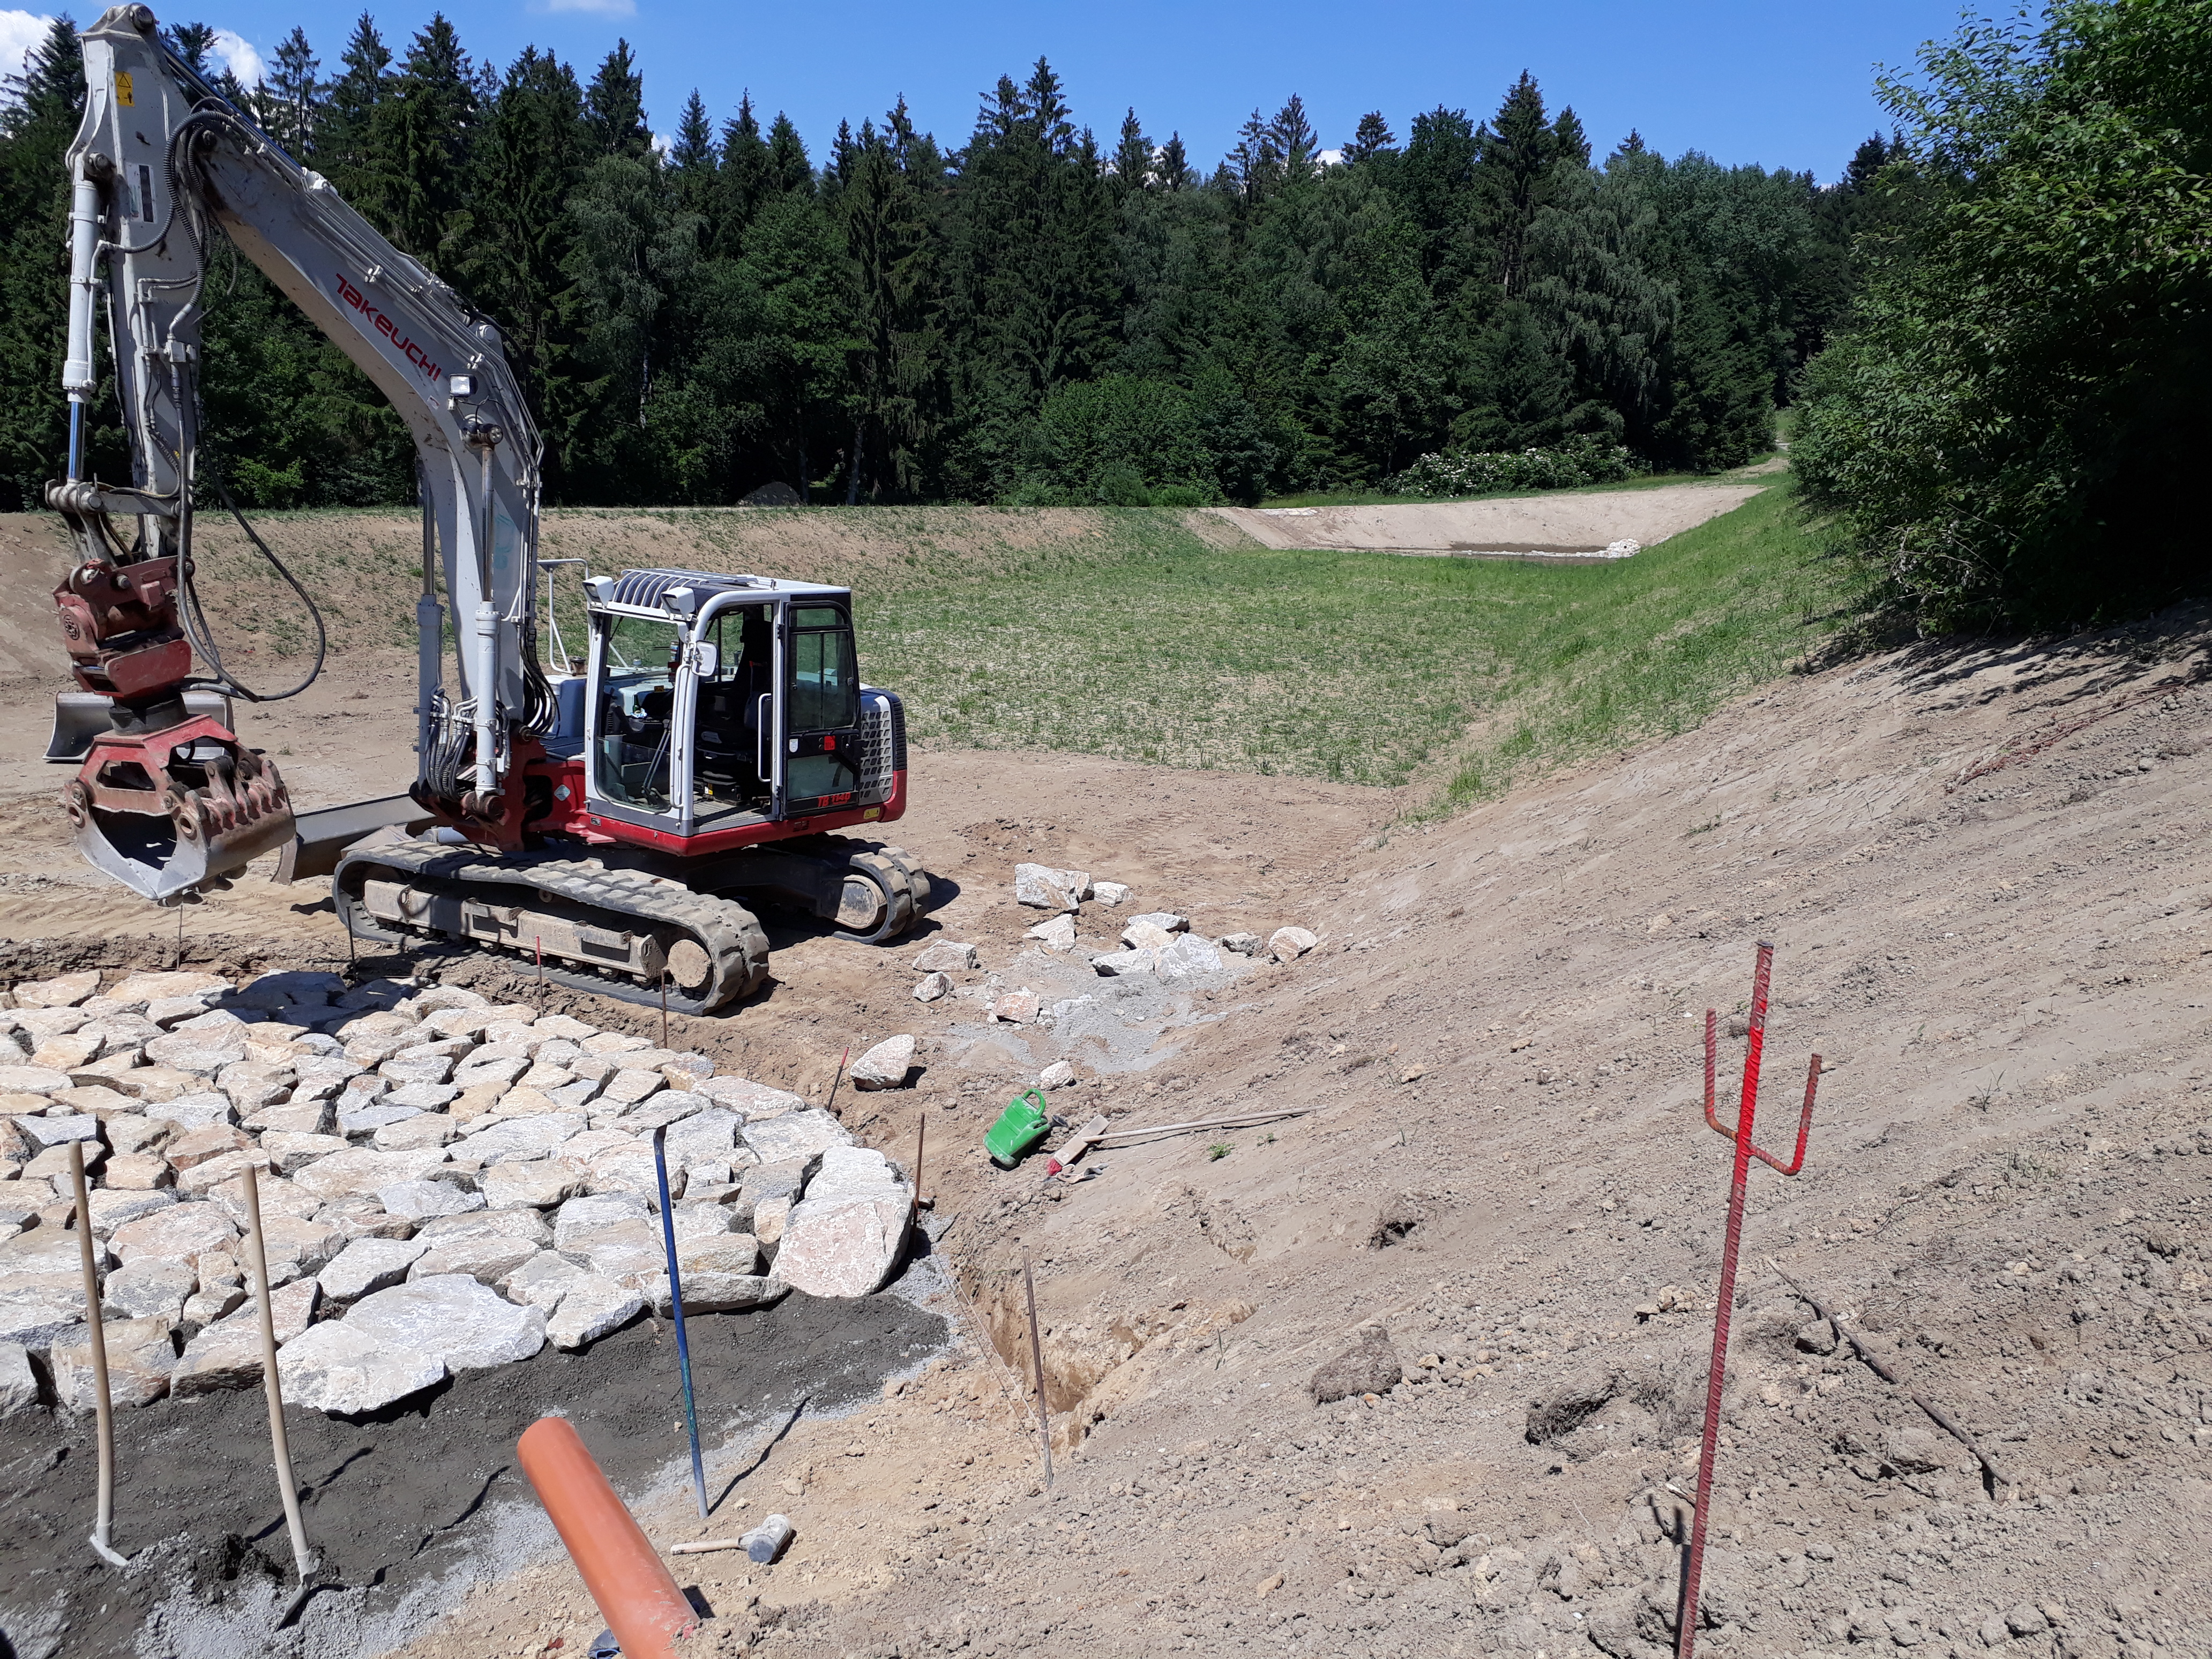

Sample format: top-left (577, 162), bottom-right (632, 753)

top-left (517, 1417), bottom-right (699, 1658)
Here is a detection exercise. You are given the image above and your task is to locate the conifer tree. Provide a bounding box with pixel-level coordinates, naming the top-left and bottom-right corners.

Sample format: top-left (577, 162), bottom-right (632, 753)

top-left (260, 27), bottom-right (324, 158)
top-left (584, 40), bottom-right (651, 159)
top-left (368, 16), bottom-right (476, 263)
top-left (715, 94), bottom-right (773, 251)
top-left (1111, 109), bottom-right (1151, 193)
top-left (766, 113), bottom-right (813, 195)
top-left (1343, 112), bottom-right (1396, 166)
top-left (1154, 133), bottom-right (1192, 192)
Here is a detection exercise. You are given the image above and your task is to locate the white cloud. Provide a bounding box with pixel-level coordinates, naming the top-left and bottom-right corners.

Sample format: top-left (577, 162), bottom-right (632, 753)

top-left (210, 26), bottom-right (264, 87)
top-left (536, 0), bottom-right (637, 15)
top-left (0, 10), bottom-right (57, 86)
top-left (1317, 148), bottom-right (1344, 168)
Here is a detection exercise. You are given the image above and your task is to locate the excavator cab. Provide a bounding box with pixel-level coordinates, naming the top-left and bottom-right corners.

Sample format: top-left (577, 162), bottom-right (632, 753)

top-left (563, 567), bottom-right (895, 840)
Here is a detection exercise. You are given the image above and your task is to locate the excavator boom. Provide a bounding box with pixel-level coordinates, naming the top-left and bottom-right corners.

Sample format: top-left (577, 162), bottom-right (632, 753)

top-left (49, 3), bottom-right (544, 900)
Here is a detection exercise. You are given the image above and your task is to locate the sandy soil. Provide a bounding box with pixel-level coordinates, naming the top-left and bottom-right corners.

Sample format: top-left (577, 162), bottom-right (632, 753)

top-left (1213, 485), bottom-right (1765, 556)
top-left (3, 600), bottom-right (2210, 1659)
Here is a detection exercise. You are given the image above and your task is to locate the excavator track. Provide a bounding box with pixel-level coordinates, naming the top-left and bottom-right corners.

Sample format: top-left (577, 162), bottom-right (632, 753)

top-left (831, 842), bottom-right (931, 944)
top-left (335, 841), bottom-right (771, 1015)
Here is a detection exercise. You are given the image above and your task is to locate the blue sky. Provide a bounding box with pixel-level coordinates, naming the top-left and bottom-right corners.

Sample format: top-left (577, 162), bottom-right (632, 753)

top-left (6, 1), bottom-right (1979, 182)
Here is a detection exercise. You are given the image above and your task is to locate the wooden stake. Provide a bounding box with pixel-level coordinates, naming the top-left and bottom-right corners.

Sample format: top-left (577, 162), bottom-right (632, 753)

top-left (659, 970), bottom-right (669, 1050)
top-left (1022, 1252), bottom-right (1053, 1490)
top-left (68, 1141), bottom-right (126, 1567)
top-left (242, 1160), bottom-right (316, 1581)
top-left (913, 1111), bottom-right (926, 1220)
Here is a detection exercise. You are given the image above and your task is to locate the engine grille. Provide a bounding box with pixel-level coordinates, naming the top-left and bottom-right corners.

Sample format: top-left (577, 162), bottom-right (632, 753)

top-left (857, 687), bottom-right (905, 805)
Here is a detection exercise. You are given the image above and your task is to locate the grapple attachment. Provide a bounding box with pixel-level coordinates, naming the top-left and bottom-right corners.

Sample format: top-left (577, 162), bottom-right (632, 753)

top-left (61, 714), bottom-right (294, 903)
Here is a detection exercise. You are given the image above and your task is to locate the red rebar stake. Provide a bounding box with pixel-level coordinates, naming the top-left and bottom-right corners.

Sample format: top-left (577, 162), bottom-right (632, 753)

top-left (1678, 940), bottom-right (1820, 1659)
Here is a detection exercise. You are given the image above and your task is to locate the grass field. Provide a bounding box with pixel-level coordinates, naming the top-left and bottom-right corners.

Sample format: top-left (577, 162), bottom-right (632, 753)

top-left (159, 474), bottom-right (1857, 816)
top-left (862, 475), bottom-right (1862, 805)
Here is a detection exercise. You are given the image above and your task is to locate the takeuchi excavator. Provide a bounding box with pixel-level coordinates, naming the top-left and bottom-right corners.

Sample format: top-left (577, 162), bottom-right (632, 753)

top-left (44, 5), bottom-right (931, 1013)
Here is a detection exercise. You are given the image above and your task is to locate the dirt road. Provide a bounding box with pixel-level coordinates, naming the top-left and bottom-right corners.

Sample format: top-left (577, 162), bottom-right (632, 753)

top-left (1213, 483), bottom-right (1765, 556)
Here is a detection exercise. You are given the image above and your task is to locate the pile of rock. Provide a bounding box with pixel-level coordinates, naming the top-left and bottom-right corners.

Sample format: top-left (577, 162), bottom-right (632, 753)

top-left (0, 969), bottom-right (913, 1417)
top-left (1011, 864), bottom-right (1319, 976)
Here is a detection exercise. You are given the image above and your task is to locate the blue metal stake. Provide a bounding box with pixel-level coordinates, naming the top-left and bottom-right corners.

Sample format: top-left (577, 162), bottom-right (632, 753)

top-left (653, 1125), bottom-right (708, 1518)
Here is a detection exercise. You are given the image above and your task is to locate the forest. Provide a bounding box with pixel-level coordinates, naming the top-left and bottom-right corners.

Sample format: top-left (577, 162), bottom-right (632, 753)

top-left (0, 12), bottom-right (1884, 512)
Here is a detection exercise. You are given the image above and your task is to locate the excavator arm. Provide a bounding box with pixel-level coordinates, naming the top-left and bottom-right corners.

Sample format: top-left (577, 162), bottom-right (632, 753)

top-left (50, 3), bottom-right (545, 901)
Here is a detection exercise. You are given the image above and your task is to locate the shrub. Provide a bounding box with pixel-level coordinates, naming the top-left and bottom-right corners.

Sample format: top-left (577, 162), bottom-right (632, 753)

top-left (1793, 0), bottom-right (2212, 630)
top-left (1386, 436), bottom-right (1639, 498)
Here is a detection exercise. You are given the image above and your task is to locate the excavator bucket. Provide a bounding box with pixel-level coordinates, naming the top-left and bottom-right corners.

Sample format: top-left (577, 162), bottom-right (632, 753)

top-left (62, 714), bottom-right (295, 903)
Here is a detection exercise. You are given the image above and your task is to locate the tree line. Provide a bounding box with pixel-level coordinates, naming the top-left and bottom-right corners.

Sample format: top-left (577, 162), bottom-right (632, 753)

top-left (2, 12), bottom-right (1888, 512)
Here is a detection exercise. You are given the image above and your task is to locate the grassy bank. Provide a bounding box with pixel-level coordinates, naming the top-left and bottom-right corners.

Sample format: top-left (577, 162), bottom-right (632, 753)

top-left (863, 475), bottom-right (1859, 801)
top-left (156, 479), bottom-right (1855, 812)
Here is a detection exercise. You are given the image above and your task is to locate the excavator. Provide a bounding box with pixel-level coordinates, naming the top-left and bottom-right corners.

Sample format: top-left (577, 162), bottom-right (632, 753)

top-left (42, 5), bottom-right (931, 1013)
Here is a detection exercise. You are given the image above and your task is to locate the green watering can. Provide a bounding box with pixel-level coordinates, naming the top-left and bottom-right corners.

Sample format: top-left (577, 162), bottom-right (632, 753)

top-left (984, 1088), bottom-right (1051, 1168)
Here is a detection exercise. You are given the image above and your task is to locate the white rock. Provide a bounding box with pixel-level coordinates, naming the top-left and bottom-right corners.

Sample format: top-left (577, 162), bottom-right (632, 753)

top-left (276, 1318), bottom-right (447, 1414)
top-left (1128, 911), bottom-right (1188, 933)
top-left (663, 1107), bottom-right (742, 1173)
top-left (1013, 862), bottom-right (1088, 911)
top-left (84, 1187), bottom-right (177, 1237)
top-left (345, 1274), bottom-right (544, 1372)
top-left (381, 1082), bottom-right (460, 1112)
top-left (104, 1257), bottom-right (196, 1322)
top-left (913, 972), bottom-right (951, 1004)
top-left (108, 1201), bottom-right (238, 1265)
top-left (1024, 914), bottom-right (1078, 952)
top-left (741, 1109), bottom-right (854, 1165)
top-left (617, 1091), bottom-right (708, 1133)
top-left (499, 1249), bottom-right (584, 1311)
top-left (0, 1339), bottom-right (37, 1416)
top-left (259, 1131), bottom-right (348, 1175)
top-left (990, 991), bottom-right (1042, 1023)
top-left (545, 1274), bottom-right (645, 1350)
top-left (1038, 1060), bottom-right (1077, 1089)
top-left (53, 1314), bottom-right (175, 1409)
top-left (462, 1114), bottom-right (587, 1165)
top-left (142, 1034), bottom-right (248, 1076)
top-left (10, 1112), bottom-right (99, 1148)
top-left (409, 1227), bottom-right (543, 1288)
top-left (374, 1113), bottom-right (456, 1152)
top-left (554, 1191), bottom-right (650, 1250)
top-left (290, 1147), bottom-right (453, 1202)
top-left (557, 1216), bottom-right (666, 1285)
top-left (1602, 537), bottom-right (1641, 558)
top-left (1268, 925), bottom-right (1319, 962)
top-left (849, 1036), bottom-right (916, 1092)
top-left (0, 1271), bottom-right (88, 1355)
top-left (1121, 919), bottom-right (1177, 951)
top-left (1089, 949), bottom-right (1157, 977)
top-left (376, 1179), bottom-right (485, 1221)
top-left (697, 1076), bottom-right (808, 1117)
top-left (1091, 881), bottom-right (1132, 907)
top-left (773, 1192), bottom-right (910, 1299)
top-left (162, 1092), bottom-right (240, 1128)
top-left (318, 1236), bottom-right (430, 1305)
top-left (808, 1146), bottom-right (907, 1199)
top-left (15, 971), bottom-right (102, 1008)
top-left (910, 940), bottom-right (980, 973)
top-left (481, 1158), bottom-right (587, 1210)
top-left (1156, 934), bottom-right (1225, 977)
top-left (171, 1280), bottom-right (322, 1395)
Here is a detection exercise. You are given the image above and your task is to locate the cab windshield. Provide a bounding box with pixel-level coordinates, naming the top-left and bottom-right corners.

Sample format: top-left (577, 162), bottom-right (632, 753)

top-left (593, 615), bottom-right (680, 810)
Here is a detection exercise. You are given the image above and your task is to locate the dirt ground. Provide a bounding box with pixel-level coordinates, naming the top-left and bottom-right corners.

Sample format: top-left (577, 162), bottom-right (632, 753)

top-left (1213, 485), bottom-right (1766, 556)
top-left (3, 596), bottom-right (2210, 1659)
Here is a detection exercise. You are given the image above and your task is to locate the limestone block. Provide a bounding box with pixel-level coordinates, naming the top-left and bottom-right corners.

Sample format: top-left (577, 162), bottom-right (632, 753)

top-left (275, 1318), bottom-right (446, 1414)
top-left (108, 1201), bottom-right (238, 1265)
top-left (318, 1236), bottom-right (430, 1305)
top-left (910, 940), bottom-right (978, 973)
top-left (53, 1314), bottom-right (175, 1409)
top-left (345, 1274), bottom-right (544, 1373)
top-left (545, 1274), bottom-right (645, 1350)
top-left (739, 1109), bottom-right (853, 1165)
top-left (849, 1035), bottom-right (916, 1091)
top-left (376, 1179), bottom-right (485, 1222)
top-left (772, 1193), bottom-right (909, 1298)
